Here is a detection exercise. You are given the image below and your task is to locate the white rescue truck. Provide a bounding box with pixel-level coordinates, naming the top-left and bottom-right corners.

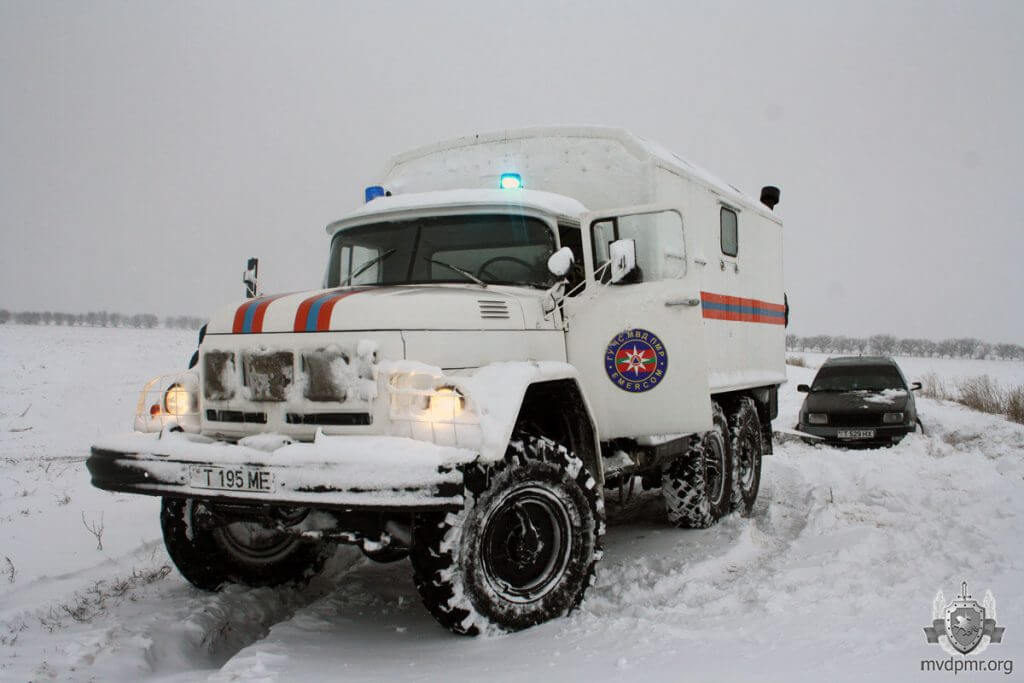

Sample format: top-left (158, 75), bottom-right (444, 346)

top-left (88, 126), bottom-right (786, 634)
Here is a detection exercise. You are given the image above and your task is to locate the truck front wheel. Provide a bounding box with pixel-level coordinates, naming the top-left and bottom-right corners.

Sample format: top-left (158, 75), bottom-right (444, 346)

top-left (662, 401), bottom-right (732, 528)
top-left (160, 498), bottom-right (333, 591)
top-left (410, 434), bottom-right (604, 635)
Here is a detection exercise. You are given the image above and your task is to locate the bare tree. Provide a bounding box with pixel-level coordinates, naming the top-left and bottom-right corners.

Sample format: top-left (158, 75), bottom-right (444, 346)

top-left (869, 334), bottom-right (897, 355)
top-left (81, 512), bottom-right (105, 551)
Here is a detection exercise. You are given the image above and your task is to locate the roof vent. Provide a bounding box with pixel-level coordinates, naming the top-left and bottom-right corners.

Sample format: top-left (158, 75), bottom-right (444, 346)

top-left (478, 299), bottom-right (510, 320)
top-left (760, 186), bottom-right (781, 210)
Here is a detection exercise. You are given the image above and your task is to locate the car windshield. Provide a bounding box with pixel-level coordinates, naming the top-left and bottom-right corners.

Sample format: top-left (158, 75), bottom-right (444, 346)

top-left (810, 364), bottom-right (905, 392)
top-left (325, 214), bottom-right (557, 289)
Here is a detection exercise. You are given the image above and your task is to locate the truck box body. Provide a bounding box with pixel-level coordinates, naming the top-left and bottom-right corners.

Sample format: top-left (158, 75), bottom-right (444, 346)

top-left (378, 126), bottom-right (786, 399)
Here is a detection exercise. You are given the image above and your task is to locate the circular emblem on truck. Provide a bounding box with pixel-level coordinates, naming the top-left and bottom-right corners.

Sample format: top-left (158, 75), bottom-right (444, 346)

top-left (604, 328), bottom-right (668, 393)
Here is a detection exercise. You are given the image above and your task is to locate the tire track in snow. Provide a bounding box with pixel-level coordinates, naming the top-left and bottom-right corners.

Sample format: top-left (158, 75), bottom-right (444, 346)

top-left (4, 547), bottom-right (366, 681)
top-left (579, 461), bottom-right (815, 626)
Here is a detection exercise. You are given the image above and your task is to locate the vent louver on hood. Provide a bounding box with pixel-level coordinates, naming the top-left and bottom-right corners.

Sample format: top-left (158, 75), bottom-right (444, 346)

top-left (478, 299), bottom-right (510, 320)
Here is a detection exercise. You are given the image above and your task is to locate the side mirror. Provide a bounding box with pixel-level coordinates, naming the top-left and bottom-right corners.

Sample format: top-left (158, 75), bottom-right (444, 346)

top-left (547, 247), bottom-right (574, 277)
top-left (797, 384), bottom-right (810, 393)
top-left (243, 257), bottom-right (259, 298)
top-left (608, 238), bottom-right (637, 283)
top-left (911, 382), bottom-right (922, 391)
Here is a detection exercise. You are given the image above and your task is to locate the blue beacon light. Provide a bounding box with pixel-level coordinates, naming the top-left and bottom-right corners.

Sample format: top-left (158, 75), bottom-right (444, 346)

top-left (499, 173), bottom-right (522, 190)
top-left (364, 185), bottom-right (386, 203)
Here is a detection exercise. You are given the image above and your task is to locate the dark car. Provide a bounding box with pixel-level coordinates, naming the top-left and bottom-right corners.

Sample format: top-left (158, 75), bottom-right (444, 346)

top-left (796, 356), bottom-right (922, 447)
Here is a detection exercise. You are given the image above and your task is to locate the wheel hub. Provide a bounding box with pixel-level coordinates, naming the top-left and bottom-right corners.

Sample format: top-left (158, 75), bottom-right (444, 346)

top-left (738, 435), bottom-right (757, 491)
top-left (481, 486), bottom-right (571, 603)
top-left (506, 503), bottom-right (545, 569)
top-left (704, 435), bottom-right (726, 505)
top-left (210, 505), bottom-right (309, 564)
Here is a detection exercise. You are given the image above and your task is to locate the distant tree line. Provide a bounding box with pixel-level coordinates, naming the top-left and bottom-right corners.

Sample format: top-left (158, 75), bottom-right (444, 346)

top-left (786, 333), bottom-right (1024, 361)
top-left (0, 309), bottom-right (205, 330)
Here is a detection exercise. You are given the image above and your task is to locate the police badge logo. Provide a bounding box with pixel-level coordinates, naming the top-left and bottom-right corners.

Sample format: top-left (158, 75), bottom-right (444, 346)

top-left (604, 328), bottom-right (668, 393)
top-left (924, 582), bottom-right (1006, 655)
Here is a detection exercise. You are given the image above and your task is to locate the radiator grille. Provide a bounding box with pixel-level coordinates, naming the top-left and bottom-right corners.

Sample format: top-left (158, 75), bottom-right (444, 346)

top-left (203, 352), bottom-right (236, 400)
top-left (285, 412), bottom-right (372, 426)
top-left (301, 349), bottom-right (349, 402)
top-left (243, 352), bottom-right (294, 402)
top-left (206, 409), bottom-right (267, 424)
top-left (828, 413), bottom-right (885, 428)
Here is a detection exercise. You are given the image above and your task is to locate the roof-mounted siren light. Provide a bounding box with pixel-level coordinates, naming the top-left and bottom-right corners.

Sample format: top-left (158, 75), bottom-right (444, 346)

top-left (364, 185), bottom-right (387, 203)
top-left (760, 186), bottom-right (781, 211)
top-left (499, 173), bottom-right (523, 190)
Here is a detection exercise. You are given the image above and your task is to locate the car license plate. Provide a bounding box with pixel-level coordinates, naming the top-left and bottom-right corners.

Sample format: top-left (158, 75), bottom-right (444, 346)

top-left (837, 429), bottom-right (875, 439)
top-left (189, 465), bottom-right (273, 493)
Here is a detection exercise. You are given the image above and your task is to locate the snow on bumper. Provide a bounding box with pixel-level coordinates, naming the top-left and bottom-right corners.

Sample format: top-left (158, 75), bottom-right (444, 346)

top-left (87, 431), bottom-right (475, 510)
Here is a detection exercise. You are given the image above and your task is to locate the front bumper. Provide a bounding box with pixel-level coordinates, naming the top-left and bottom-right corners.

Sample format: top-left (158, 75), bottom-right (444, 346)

top-left (87, 431), bottom-right (474, 511)
top-left (797, 422), bottom-right (915, 446)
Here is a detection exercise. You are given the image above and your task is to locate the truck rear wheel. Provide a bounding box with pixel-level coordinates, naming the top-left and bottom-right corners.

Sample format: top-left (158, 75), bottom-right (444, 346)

top-left (728, 397), bottom-right (763, 515)
top-left (410, 434), bottom-right (604, 635)
top-left (662, 402), bottom-right (731, 528)
top-left (161, 498), bottom-right (333, 591)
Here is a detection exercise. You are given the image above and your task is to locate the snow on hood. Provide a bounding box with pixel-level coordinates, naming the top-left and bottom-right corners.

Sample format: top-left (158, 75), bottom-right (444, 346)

top-left (206, 285), bottom-right (533, 335)
top-left (859, 389), bottom-right (908, 405)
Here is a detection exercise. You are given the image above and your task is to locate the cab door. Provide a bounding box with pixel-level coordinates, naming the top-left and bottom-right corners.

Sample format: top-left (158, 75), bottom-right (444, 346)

top-left (562, 204), bottom-right (711, 440)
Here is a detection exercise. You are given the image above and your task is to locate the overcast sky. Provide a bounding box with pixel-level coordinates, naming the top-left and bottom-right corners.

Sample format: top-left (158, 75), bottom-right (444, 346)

top-left (2, 1), bottom-right (1022, 342)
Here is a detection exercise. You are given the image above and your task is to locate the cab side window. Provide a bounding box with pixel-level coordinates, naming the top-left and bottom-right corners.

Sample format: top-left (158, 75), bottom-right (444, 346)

top-left (721, 207), bottom-right (738, 257)
top-left (591, 211), bottom-right (685, 284)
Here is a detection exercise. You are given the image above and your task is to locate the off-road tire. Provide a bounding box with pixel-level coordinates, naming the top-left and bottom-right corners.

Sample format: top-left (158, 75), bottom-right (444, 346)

top-left (410, 434), bottom-right (604, 635)
top-left (161, 498), bottom-right (333, 591)
top-left (728, 397), bottom-right (763, 515)
top-left (663, 402), bottom-right (732, 528)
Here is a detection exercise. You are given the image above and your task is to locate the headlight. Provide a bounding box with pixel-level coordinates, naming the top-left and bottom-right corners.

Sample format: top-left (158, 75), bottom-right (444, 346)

top-left (883, 412), bottom-right (905, 424)
top-left (427, 386), bottom-right (464, 421)
top-left (807, 413), bottom-right (828, 425)
top-left (164, 384), bottom-right (193, 416)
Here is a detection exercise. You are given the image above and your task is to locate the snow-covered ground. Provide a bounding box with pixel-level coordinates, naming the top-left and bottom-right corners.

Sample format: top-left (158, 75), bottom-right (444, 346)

top-left (792, 351), bottom-right (1024, 388)
top-left (2, 326), bottom-right (1022, 682)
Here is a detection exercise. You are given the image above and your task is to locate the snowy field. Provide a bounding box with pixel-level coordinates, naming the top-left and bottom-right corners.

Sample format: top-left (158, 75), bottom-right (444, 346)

top-left (792, 351), bottom-right (1024, 389)
top-left (2, 326), bottom-right (1023, 682)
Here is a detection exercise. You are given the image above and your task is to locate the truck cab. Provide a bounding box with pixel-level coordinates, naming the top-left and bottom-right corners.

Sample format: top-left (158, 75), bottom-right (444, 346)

top-left (88, 126), bottom-right (785, 635)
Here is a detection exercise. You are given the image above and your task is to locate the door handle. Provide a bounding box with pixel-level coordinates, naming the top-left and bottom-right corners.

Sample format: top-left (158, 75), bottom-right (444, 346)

top-left (665, 297), bottom-right (701, 307)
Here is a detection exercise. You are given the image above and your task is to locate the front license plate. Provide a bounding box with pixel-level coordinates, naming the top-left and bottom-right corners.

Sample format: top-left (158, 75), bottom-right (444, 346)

top-left (189, 465), bottom-right (273, 493)
top-left (837, 429), bottom-right (875, 439)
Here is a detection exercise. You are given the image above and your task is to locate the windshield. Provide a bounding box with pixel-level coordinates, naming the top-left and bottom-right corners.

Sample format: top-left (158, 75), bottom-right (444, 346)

top-left (810, 365), bottom-right (906, 392)
top-left (326, 214), bottom-right (557, 289)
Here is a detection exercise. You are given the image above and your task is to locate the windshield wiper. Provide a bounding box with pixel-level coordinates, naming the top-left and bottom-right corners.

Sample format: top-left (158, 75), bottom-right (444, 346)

top-left (424, 258), bottom-right (487, 288)
top-left (345, 249), bottom-right (396, 285)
